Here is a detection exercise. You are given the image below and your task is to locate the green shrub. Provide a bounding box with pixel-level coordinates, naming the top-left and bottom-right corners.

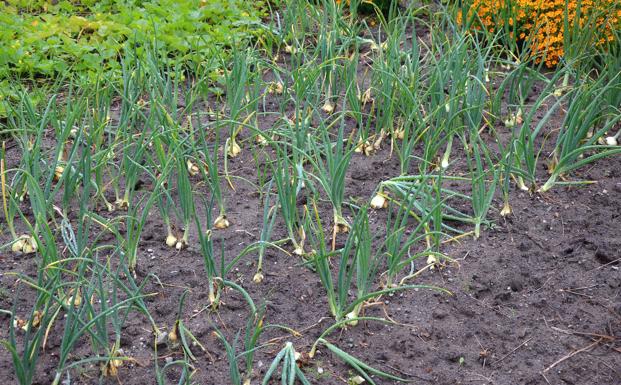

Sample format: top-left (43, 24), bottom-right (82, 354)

top-left (0, 0), bottom-right (265, 79)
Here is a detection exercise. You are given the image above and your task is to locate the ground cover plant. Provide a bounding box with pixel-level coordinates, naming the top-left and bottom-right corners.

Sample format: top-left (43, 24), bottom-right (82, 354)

top-left (1, 0), bottom-right (620, 384)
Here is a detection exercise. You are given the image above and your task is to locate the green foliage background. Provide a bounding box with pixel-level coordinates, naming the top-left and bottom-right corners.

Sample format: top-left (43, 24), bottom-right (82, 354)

top-left (0, 0), bottom-right (265, 78)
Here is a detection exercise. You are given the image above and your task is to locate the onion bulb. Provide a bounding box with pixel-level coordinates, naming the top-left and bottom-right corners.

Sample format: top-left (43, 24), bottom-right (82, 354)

top-left (504, 109), bottom-right (523, 127)
top-left (53, 166), bottom-right (64, 182)
top-left (255, 134), bottom-right (268, 146)
top-left (370, 194), bottom-right (387, 209)
top-left (32, 311), bottom-right (42, 328)
top-left (345, 311), bottom-right (359, 326)
top-left (115, 199), bottom-right (129, 210)
top-left (393, 128), bottom-right (405, 141)
top-left (268, 81), bottom-right (284, 95)
top-left (605, 136), bottom-right (618, 146)
top-left (334, 222), bottom-right (350, 234)
top-left (186, 160), bottom-right (199, 176)
top-left (427, 254), bottom-right (438, 266)
top-left (214, 214), bottom-right (230, 229)
top-left (13, 317), bottom-right (27, 330)
top-left (500, 202), bottom-right (512, 217)
top-left (321, 101), bottom-right (335, 114)
top-left (11, 238), bottom-right (24, 253)
top-left (62, 288), bottom-right (82, 307)
top-left (102, 348), bottom-right (124, 377)
top-left (166, 234), bottom-right (178, 247)
top-left (11, 234), bottom-right (37, 254)
top-left (441, 156), bottom-right (450, 169)
top-left (354, 140), bottom-right (374, 156)
top-left (359, 88), bottom-right (373, 105)
top-left (227, 139), bottom-right (241, 158)
top-left (253, 272), bottom-right (264, 283)
top-left (167, 323), bottom-right (180, 349)
top-left (373, 130), bottom-right (387, 150)
top-left (175, 239), bottom-right (187, 250)
top-left (22, 241), bottom-right (36, 254)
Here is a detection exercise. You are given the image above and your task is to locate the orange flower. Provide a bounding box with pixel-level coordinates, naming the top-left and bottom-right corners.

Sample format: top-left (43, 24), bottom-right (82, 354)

top-left (460, 0), bottom-right (621, 67)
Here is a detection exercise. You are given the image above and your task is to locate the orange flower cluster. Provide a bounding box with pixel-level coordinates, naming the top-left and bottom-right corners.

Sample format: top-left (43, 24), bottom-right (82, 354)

top-left (461, 0), bottom-right (621, 67)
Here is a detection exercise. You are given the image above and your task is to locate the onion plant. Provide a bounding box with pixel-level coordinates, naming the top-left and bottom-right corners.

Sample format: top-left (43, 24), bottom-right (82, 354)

top-left (86, 77), bottom-right (116, 212)
top-left (377, 13), bottom-right (425, 174)
top-left (10, 207), bottom-right (153, 385)
top-left (1, 142), bottom-right (22, 251)
top-left (48, 267), bottom-right (151, 385)
top-left (271, 144), bottom-right (307, 255)
top-left (307, 111), bottom-right (355, 243)
top-left (193, 197), bottom-right (261, 308)
top-left (253, 181), bottom-right (278, 283)
top-left (368, 10), bottom-right (424, 152)
top-left (195, 115), bottom-right (229, 229)
top-left (3, 277), bottom-right (57, 385)
top-left (261, 342), bottom-right (311, 385)
top-left (147, 57), bottom-right (200, 246)
top-left (194, 199), bottom-right (221, 307)
top-left (123, 153), bottom-right (165, 275)
top-left (109, 54), bottom-right (147, 209)
top-left (222, 48), bottom-right (258, 158)
top-left (540, 71), bottom-right (621, 192)
top-left (310, 336), bottom-right (409, 385)
top-left (418, 31), bottom-right (471, 172)
top-left (214, 303), bottom-right (267, 385)
top-left (463, 133), bottom-right (498, 238)
top-left (316, 0), bottom-right (342, 114)
top-left (279, 45), bottom-right (322, 187)
top-left (306, 202), bottom-right (445, 325)
top-left (380, 184), bottom-right (447, 287)
top-left (3, 91), bottom-right (76, 253)
top-left (165, 291), bottom-right (206, 366)
top-left (379, 175), bottom-right (474, 237)
top-left (305, 203), bottom-right (372, 323)
top-left (150, 133), bottom-right (177, 246)
top-left (511, 69), bottom-right (568, 192)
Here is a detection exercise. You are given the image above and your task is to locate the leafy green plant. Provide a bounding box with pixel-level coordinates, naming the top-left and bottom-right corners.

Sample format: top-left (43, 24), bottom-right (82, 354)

top-left (0, 0), bottom-right (265, 79)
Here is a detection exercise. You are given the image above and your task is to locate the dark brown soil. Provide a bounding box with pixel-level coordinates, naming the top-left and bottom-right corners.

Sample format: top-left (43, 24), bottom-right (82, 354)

top-left (1, 14), bottom-right (620, 385)
top-left (2, 129), bottom-right (620, 384)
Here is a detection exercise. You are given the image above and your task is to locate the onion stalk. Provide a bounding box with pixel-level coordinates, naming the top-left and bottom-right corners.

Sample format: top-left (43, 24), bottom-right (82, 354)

top-left (272, 146), bottom-right (306, 255)
top-left (254, 183), bottom-right (277, 283)
top-left (307, 112), bottom-right (354, 246)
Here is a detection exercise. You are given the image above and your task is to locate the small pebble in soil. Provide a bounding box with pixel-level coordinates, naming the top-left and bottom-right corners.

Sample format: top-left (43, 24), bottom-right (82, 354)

top-left (509, 279), bottom-right (523, 292)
